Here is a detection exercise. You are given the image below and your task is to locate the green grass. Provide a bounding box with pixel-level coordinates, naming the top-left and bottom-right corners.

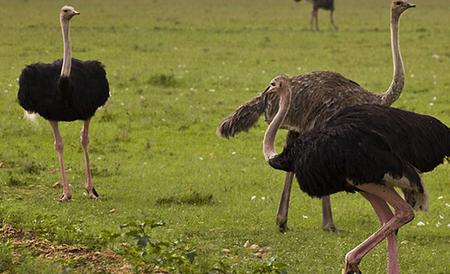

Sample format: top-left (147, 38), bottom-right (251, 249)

top-left (0, 0), bottom-right (449, 272)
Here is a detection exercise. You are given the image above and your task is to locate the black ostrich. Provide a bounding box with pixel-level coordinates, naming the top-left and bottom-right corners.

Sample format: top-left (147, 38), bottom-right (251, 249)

top-left (17, 6), bottom-right (110, 201)
top-left (294, 0), bottom-right (338, 31)
top-left (263, 75), bottom-right (449, 274)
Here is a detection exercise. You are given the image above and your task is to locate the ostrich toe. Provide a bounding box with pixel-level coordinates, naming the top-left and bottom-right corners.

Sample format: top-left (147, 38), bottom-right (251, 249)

top-left (342, 261), bottom-right (362, 274)
top-left (59, 194), bottom-right (72, 202)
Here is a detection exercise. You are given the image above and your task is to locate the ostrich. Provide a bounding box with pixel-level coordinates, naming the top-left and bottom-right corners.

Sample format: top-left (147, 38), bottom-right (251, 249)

top-left (294, 0), bottom-right (338, 31)
top-left (218, 0), bottom-right (415, 232)
top-left (263, 75), bottom-right (449, 274)
top-left (17, 6), bottom-right (110, 201)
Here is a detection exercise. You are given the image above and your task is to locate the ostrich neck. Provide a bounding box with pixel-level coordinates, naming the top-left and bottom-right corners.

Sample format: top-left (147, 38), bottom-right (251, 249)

top-left (382, 13), bottom-right (404, 105)
top-left (263, 90), bottom-right (291, 161)
top-left (60, 19), bottom-right (72, 77)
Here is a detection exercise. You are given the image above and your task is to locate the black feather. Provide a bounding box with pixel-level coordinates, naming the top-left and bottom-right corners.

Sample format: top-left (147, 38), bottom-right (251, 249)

top-left (270, 105), bottom-right (449, 198)
top-left (18, 58), bottom-right (109, 121)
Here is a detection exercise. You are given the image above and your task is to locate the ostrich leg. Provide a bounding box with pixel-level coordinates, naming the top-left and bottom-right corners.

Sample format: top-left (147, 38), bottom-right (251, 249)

top-left (330, 10), bottom-right (338, 30)
top-left (310, 10), bottom-right (317, 31)
top-left (313, 9), bottom-right (319, 31)
top-left (50, 121), bottom-right (71, 201)
top-left (321, 195), bottom-right (336, 232)
top-left (81, 119), bottom-right (98, 199)
top-left (276, 131), bottom-right (337, 232)
top-left (343, 184), bottom-right (413, 274)
top-left (361, 191), bottom-right (399, 273)
top-left (276, 131), bottom-right (296, 232)
top-left (276, 172), bottom-right (294, 232)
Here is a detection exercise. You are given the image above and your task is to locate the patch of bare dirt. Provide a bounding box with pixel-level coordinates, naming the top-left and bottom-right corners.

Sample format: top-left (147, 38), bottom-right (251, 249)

top-left (0, 224), bottom-right (132, 273)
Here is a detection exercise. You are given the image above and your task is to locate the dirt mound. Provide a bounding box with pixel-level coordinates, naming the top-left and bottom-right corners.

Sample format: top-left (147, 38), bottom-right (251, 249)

top-left (0, 224), bottom-right (131, 273)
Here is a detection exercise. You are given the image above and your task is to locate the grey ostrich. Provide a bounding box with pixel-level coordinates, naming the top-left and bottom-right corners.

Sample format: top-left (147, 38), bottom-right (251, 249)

top-left (218, 0), bottom-right (415, 232)
top-left (263, 75), bottom-right (449, 274)
top-left (294, 0), bottom-right (338, 31)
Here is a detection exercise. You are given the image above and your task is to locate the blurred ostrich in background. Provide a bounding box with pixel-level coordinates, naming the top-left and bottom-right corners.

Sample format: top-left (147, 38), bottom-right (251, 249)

top-left (218, 0), bottom-right (415, 232)
top-left (262, 75), bottom-right (449, 274)
top-left (294, 0), bottom-right (338, 31)
top-left (17, 6), bottom-right (110, 201)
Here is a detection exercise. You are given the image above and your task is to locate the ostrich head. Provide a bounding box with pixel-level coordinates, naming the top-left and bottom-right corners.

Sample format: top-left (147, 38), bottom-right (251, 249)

top-left (391, 0), bottom-right (415, 17)
top-left (262, 75), bottom-right (291, 125)
top-left (263, 75), bottom-right (291, 97)
top-left (60, 5), bottom-right (80, 21)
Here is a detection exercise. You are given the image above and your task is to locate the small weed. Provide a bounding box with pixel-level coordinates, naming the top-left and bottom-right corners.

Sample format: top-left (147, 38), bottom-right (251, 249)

top-left (147, 73), bottom-right (179, 88)
top-left (156, 191), bottom-right (214, 206)
top-left (21, 160), bottom-right (45, 175)
top-left (6, 172), bottom-right (27, 187)
top-left (0, 242), bottom-right (14, 272)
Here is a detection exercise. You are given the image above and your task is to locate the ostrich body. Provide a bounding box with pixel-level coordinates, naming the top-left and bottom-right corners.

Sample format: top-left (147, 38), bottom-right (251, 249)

top-left (17, 6), bottom-right (109, 201)
top-left (263, 75), bottom-right (449, 274)
top-left (294, 0), bottom-right (338, 31)
top-left (218, 0), bottom-right (414, 232)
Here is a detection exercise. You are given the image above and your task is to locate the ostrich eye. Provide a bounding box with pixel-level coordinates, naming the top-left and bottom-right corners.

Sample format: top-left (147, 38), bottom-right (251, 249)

top-left (63, 9), bottom-right (68, 12)
top-left (394, 1), bottom-right (402, 5)
top-left (270, 82), bottom-right (276, 87)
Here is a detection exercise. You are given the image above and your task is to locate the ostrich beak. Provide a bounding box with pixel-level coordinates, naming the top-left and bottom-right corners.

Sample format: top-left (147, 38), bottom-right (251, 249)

top-left (73, 10), bottom-right (80, 15)
top-left (407, 3), bottom-right (416, 8)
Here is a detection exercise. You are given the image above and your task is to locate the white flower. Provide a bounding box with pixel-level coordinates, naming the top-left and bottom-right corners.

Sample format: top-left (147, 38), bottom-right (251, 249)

top-left (417, 221), bottom-right (425, 226)
top-left (251, 195), bottom-right (257, 200)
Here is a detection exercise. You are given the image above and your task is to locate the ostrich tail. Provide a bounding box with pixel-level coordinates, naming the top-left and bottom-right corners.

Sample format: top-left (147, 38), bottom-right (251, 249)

top-left (23, 111), bottom-right (38, 123)
top-left (217, 95), bottom-right (266, 138)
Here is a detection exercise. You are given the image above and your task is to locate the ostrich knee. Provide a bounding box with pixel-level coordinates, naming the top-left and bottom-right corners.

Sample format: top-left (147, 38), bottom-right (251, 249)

top-left (80, 135), bottom-right (89, 147)
top-left (54, 140), bottom-right (64, 153)
top-left (80, 133), bottom-right (89, 148)
top-left (395, 203), bottom-right (414, 226)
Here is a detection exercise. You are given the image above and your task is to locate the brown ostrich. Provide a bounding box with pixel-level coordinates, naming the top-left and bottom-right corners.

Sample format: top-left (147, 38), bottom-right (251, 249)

top-left (294, 0), bottom-right (338, 31)
top-left (262, 75), bottom-right (449, 274)
top-left (218, 0), bottom-right (415, 232)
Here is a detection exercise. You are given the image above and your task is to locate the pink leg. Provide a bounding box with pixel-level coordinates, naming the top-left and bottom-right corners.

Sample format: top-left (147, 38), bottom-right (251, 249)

top-left (322, 195), bottom-right (337, 232)
top-left (276, 172), bottom-right (294, 233)
top-left (344, 184), bottom-right (414, 274)
top-left (49, 121), bottom-right (71, 201)
top-left (360, 192), bottom-right (399, 273)
top-left (81, 119), bottom-right (98, 199)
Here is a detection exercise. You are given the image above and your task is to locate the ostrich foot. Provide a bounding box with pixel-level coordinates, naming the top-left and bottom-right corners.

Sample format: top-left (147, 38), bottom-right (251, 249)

top-left (59, 193), bottom-right (72, 202)
top-left (276, 218), bottom-right (289, 233)
top-left (86, 187), bottom-right (99, 199)
top-left (322, 222), bottom-right (338, 232)
top-left (342, 261), bottom-right (362, 274)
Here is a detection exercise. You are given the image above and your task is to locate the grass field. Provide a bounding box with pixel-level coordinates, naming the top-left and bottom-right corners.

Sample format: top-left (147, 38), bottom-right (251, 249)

top-left (0, 0), bottom-right (449, 273)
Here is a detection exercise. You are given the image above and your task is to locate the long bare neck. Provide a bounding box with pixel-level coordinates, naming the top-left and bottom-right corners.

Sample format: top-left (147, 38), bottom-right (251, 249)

top-left (263, 89), bottom-right (291, 161)
top-left (382, 12), bottom-right (404, 105)
top-left (60, 18), bottom-right (72, 77)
